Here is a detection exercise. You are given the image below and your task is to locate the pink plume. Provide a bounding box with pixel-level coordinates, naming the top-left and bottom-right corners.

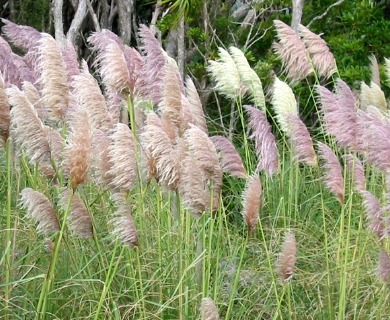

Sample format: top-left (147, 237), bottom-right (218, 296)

top-left (286, 113), bottom-right (317, 166)
top-left (317, 142), bottom-right (345, 204)
top-left (245, 105), bottom-right (279, 176)
top-left (361, 190), bottom-right (385, 239)
top-left (210, 135), bottom-right (247, 178)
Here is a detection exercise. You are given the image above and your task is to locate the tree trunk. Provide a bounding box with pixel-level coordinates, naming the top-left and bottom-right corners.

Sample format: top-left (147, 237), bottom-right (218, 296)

top-left (67, 0), bottom-right (88, 45)
top-left (53, 0), bottom-right (66, 46)
top-left (117, 0), bottom-right (133, 45)
top-left (291, 0), bottom-right (305, 31)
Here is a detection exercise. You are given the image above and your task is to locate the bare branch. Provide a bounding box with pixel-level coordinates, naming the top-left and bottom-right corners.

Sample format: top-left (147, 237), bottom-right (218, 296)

top-left (67, 0), bottom-right (88, 45)
top-left (307, 0), bottom-right (345, 28)
top-left (53, 0), bottom-right (66, 46)
top-left (291, 0), bottom-right (305, 31)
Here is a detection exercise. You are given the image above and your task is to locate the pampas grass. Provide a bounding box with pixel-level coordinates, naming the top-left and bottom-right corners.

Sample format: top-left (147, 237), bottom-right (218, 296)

top-left (245, 105), bottom-right (279, 175)
top-left (8, 86), bottom-right (52, 167)
top-left (273, 20), bottom-right (312, 83)
top-left (378, 249), bottom-right (390, 283)
top-left (277, 231), bottom-right (297, 282)
top-left (299, 24), bottom-right (337, 79)
top-left (107, 123), bottom-right (137, 192)
top-left (361, 191), bottom-right (385, 239)
top-left (241, 174), bottom-right (262, 232)
top-left (64, 109), bottom-right (92, 190)
top-left (140, 113), bottom-right (181, 190)
top-left (318, 142), bottom-right (345, 204)
top-left (110, 197), bottom-right (139, 247)
top-left (286, 113), bottom-right (317, 166)
top-left (0, 72), bottom-right (10, 144)
top-left (360, 81), bottom-right (387, 113)
top-left (228, 46), bottom-right (265, 108)
top-left (185, 76), bottom-right (208, 134)
top-left (72, 62), bottom-right (114, 133)
top-left (37, 33), bottom-right (70, 120)
top-left (59, 189), bottom-right (93, 238)
top-left (271, 77), bottom-right (299, 136)
top-left (317, 80), bottom-right (358, 151)
top-left (210, 135), bottom-right (247, 178)
top-left (200, 297), bottom-right (219, 320)
top-left (20, 188), bottom-right (60, 235)
top-left (207, 47), bottom-right (243, 100)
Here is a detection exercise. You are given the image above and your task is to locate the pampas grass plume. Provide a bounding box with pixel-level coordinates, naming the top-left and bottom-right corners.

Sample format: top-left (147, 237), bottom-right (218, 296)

top-left (210, 135), bottom-right (247, 178)
top-left (277, 231), bottom-right (297, 282)
top-left (361, 190), bottom-right (384, 239)
top-left (298, 24), bottom-right (337, 79)
top-left (107, 123), bottom-right (137, 192)
top-left (59, 189), bottom-right (93, 238)
top-left (245, 105), bottom-right (279, 175)
top-left (20, 188), bottom-right (60, 235)
top-left (207, 47), bottom-right (242, 100)
top-left (241, 174), bottom-right (262, 232)
top-left (111, 198), bottom-right (139, 247)
top-left (185, 76), bottom-right (208, 134)
top-left (272, 77), bottom-right (298, 135)
top-left (228, 46), bottom-right (265, 108)
top-left (378, 249), bottom-right (390, 283)
top-left (200, 297), bottom-right (219, 320)
top-left (0, 72), bottom-right (10, 143)
top-left (65, 109), bottom-right (92, 190)
top-left (344, 154), bottom-right (366, 192)
top-left (286, 113), bottom-right (317, 166)
top-left (273, 20), bottom-right (312, 83)
top-left (318, 142), bottom-right (345, 204)
top-left (37, 33), bottom-right (70, 120)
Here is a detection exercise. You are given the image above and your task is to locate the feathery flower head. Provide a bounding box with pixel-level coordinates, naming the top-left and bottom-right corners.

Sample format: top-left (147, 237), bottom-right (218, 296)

top-left (344, 154), bottom-right (366, 192)
top-left (72, 62), bottom-right (114, 133)
top-left (273, 20), bottom-right (312, 83)
top-left (210, 135), bottom-right (247, 178)
top-left (20, 188), bottom-right (60, 235)
top-left (37, 33), bottom-right (70, 120)
top-left (228, 46), bottom-right (265, 108)
top-left (378, 249), bottom-right (390, 283)
top-left (207, 47), bottom-right (243, 100)
top-left (159, 63), bottom-right (184, 135)
top-left (361, 190), bottom-right (385, 239)
top-left (111, 198), bottom-right (139, 247)
top-left (271, 77), bottom-right (298, 135)
top-left (8, 86), bottom-right (52, 171)
top-left (1, 19), bottom-right (41, 52)
top-left (179, 125), bottom-right (222, 216)
top-left (298, 24), bottom-right (337, 79)
top-left (0, 72), bottom-right (10, 144)
top-left (64, 108), bottom-right (92, 190)
top-left (200, 297), bottom-right (219, 320)
top-left (369, 55), bottom-right (381, 86)
top-left (360, 81), bottom-right (387, 113)
top-left (285, 113), bottom-right (317, 166)
top-left (316, 82), bottom-right (358, 151)
top-left (107, 123), bottom-right (137, 192)
top-left (245, 105), bottom-right (280, 175)
top-left (241, 174), bottom-right (262, 232)
top-left (185, 76), bottom-right (208, 134)
top-left (59, 189), bottom-right (93, 238)
top-left (277, 231), bottom-right (297, 282)
top-left (317, 142), bottom-right (344, 204)
top-left (140, 113), bottom-right (181, 189)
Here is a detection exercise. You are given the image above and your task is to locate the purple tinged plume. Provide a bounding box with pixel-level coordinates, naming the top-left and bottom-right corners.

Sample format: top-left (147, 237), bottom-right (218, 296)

top-left (210, 135), bottom-right (247, 178)
top-left (317, 142), bottom-right (345, 204)
top-left (245, 105), bottom-right (279, 176)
